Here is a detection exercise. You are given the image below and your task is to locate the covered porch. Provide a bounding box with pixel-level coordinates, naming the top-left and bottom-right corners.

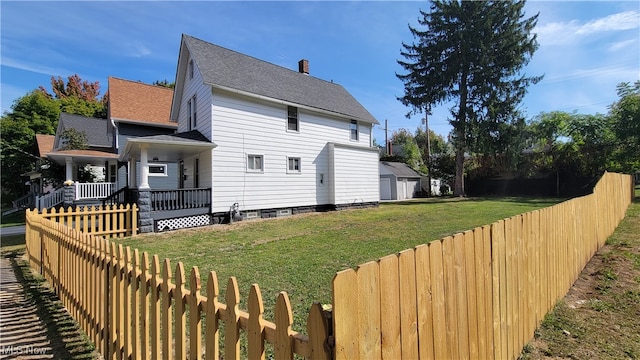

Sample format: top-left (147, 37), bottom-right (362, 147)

top-left (118, 131), bottom-right (216, 232)
top-left (42, 149), bottom-right (121, 208)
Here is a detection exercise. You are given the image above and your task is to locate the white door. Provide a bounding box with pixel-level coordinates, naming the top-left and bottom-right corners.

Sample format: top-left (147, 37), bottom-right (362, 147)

top-left (380, 178), bottom-right (392, 200)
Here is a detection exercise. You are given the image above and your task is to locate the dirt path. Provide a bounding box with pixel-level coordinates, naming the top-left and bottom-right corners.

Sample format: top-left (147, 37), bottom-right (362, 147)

top-left (0, 257), bottom-right (54, 359)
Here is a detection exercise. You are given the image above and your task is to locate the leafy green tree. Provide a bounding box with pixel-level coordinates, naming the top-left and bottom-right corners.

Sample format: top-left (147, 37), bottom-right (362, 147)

top-left (383, 128), bottom-right (426, 172)
top-left (609, 81), bottom-right (640, 173)
top-left (153, 79), bottom-right (176, 89)
top-left (1, 90), bottom-right (60, 206)
top-left (1, 75), bottom-right (107, 206)
top-left (60, 128), bottom-right (89, 150)
top-left (397, 0), bottom-right (541, 196)
top-left (39, 74), bottom-right (107, 118)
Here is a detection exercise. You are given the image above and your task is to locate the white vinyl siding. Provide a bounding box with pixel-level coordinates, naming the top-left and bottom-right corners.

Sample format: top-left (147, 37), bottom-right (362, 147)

top-left (329, 143), bottom-right (380, 204)
top-left (210, 89), bottom-right (374, 213)
top-left (178, 54), bottom-right (212, 139)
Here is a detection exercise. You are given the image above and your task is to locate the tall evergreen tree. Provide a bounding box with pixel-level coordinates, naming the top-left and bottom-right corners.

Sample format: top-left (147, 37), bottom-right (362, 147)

top-left (397, 0), bottom-right (541, 196)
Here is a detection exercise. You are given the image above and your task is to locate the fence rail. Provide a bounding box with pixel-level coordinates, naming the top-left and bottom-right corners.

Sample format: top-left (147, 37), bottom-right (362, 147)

top-left (332, 171), bottom-right (633, 360)
top-left (25, 172), bottom-right (633, 359)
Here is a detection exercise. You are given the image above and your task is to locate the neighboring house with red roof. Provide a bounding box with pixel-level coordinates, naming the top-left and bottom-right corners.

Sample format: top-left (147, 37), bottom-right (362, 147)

top-left (19, 78), bottom-right (178, 210)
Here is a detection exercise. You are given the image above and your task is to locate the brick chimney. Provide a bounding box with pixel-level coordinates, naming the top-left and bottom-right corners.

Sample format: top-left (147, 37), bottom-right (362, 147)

top-left (298, 59), bottom-right (309, 75)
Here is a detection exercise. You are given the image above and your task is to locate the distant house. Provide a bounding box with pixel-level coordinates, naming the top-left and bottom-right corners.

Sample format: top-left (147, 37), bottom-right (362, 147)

top-left (118, 34), bottom-right (381, 230)
top-left (379, 161), bottom-right (422, 200)
top-left (18, 78), bottom-right (177, 210)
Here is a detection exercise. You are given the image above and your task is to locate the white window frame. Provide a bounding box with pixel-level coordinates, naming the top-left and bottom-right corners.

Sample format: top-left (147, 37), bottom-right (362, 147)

top-left (350, 120), bottom-right (359, 141)
top-left (287, 106), bottom-right (299, 132)
top-left (247, 154), bottom-right (264, 172)
top-left (287, 156), bottom-right (301, 173)
top-left (188, 95), bottom-right (197, 130)
top-left (148, 163), bottom-right (168, 177)
top-left (189, 59), bottom-right (194, 79)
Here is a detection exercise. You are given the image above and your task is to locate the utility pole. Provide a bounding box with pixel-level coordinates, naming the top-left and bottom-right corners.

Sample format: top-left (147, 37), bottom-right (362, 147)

top-left (384, 119), bottom-right (389, 155)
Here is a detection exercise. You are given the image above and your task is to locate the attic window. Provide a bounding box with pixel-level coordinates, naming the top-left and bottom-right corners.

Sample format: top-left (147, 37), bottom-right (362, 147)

top-left (287, 106), bottom-right (299, 132)
top-left (189, 59), bottom-right (194, 79)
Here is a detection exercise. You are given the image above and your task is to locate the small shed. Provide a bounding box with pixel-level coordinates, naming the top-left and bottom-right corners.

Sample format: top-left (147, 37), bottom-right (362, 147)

top-left (379, 161), bottom-right (422, 200)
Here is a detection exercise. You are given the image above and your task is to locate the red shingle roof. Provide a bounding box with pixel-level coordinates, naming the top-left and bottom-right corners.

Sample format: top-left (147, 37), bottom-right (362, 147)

top-left (35, 134), bottom-right (55, 158)
top-left (108, 77), bottom-right (176, 127)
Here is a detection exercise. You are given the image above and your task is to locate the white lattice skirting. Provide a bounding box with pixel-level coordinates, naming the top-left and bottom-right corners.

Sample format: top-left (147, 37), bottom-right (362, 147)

top-left (156, 215), bottom-right (211, 231)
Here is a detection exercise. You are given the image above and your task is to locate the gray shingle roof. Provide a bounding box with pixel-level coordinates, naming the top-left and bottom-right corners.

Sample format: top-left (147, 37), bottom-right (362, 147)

top-left (381, 161), bottom-right (423, 178)
top-left (58, 113), bottom-right (112, 148)
top-left (133, 130), bottom-right (210, 144)
top-left (184, 35), bottom-right (379, 125)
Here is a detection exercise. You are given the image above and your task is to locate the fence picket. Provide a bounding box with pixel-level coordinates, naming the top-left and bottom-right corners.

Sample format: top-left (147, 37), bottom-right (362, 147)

top-left (274, 292), bottom-right (294, 360)
top-left (428, 240), bottom-right (447, 359)
top-left (205, 271), bottom-right (220, 360)
top-left (140, 252), bottom-right (151, 360)
top-left (463, 230), bottom-right (479, 360)
top-left (161, 259), bottom-right (173, 360)
top-left (415, 244), bottom-right (434, 360)
top-left (175, 262), bottom-right (187, 360)
top-left (378, 255), bottom-right (401, 360)
top-left (248, 284), bottom-right (266, 360)
top-left (225, 277), bottom-right (242, 360)
top-left (189, 267), bottom-right (203, 360)
top-left (150, 255), bottom-right (161, 360)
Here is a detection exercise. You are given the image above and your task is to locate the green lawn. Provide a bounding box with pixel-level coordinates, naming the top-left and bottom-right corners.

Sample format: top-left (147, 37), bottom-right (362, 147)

top-left (116, 196), bottom-right (561, 332)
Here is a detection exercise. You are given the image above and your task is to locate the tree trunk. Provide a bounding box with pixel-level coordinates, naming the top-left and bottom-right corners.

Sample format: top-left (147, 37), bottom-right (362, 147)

top-left (454, 147), bottom-right (465, 196)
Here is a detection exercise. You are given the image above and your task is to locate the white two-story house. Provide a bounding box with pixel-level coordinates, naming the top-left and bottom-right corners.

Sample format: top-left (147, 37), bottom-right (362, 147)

top-left (120, 34), bottom-right (380, 230)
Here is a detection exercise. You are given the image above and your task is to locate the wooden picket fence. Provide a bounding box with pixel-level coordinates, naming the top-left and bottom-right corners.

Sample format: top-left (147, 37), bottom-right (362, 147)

top-left (25, 213), bottom-right (331, 360)
top-left (37, 204), bottom-right (138, 238)
top-left (25, 172), bottom-right (633, 359)
top-left (332, 172), bottom-right (634, 359)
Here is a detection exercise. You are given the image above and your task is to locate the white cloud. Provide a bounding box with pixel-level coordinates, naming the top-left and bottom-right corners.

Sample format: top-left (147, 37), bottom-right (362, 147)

top-left (536, 10), bottom-right (640, 46)
top-left (608, 39), bottom-right (637, 52)
top-left (1, 57), bottom-right (73, 78)
top-left (575, 11), bottom-right (640, 35)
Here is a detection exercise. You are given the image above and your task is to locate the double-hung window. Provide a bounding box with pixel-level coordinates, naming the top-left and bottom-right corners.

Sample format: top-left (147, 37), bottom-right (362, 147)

top-left (287, 106), bottom-right (299, 132)
top-left (247, 154), bottom-right (264, 172)
top-left (350, 120), bottom-right (359, 141)
top-left (287, 157), bottom-right (301, 173)
top-left (188, 95), bottom-right (197, 130)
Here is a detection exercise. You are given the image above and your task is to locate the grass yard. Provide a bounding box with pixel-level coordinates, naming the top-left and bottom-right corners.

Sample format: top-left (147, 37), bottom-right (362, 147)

top-left (116, 196), bottom-right (560, 332)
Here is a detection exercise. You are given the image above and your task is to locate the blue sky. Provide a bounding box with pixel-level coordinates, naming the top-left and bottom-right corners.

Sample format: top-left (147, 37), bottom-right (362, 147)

top-left (1, 1), bottom-right (639, 144)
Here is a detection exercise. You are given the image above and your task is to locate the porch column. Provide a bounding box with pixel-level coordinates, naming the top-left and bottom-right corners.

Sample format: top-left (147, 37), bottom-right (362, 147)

top-left (139, 145), bottom-right (150, 190)
top-left (129, 156), bottom-right (137, 188)
top-left (65, 157), bottom-right (73, 183)
top-left (137, 145), bottom-right (153, 233)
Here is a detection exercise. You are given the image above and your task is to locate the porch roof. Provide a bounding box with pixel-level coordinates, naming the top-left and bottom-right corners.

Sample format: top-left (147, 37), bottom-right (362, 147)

top-left (46, 149), bottom-right (119, 166)
top-left (119, 130), bottom-right (216, 162)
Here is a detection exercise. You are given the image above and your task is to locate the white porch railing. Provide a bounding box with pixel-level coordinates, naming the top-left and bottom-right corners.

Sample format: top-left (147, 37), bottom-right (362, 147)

top-left (74, 182), bottom-right (116, 201)
top-left (36, 188), bottom-right (65, 210)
